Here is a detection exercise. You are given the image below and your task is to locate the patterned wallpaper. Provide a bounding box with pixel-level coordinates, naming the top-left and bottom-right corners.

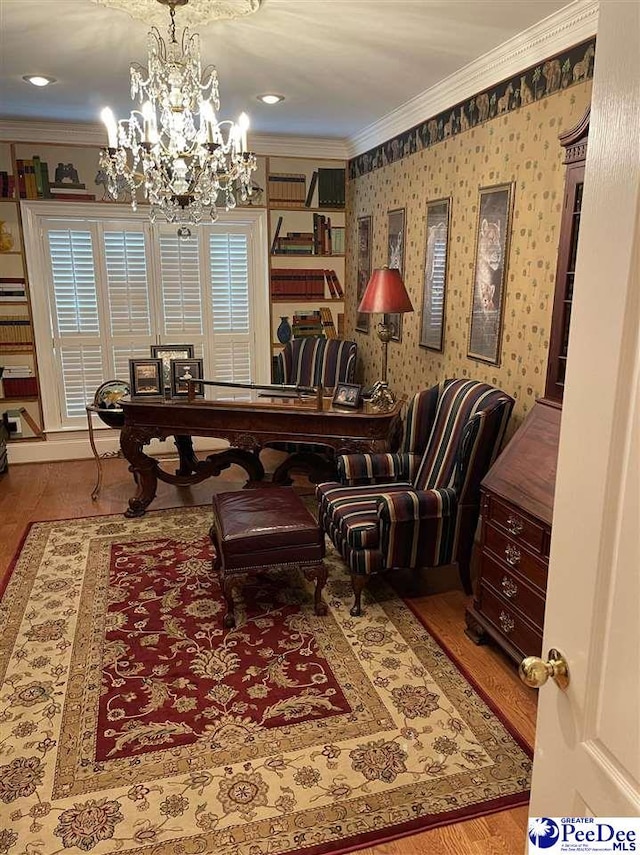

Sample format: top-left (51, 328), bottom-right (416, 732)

top-left (345, 76), bottom-right (593, 432)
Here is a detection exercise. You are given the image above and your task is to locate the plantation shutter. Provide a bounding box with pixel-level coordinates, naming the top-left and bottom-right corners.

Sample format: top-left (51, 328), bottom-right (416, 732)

top-left (158, 232), bottom-right (204, 346)
top-left (209, 231), bottom-right (252, 384)
top-left (46, 227), bottom-right (105, 419)
top-left (103, 227), bottom-right (156, 379)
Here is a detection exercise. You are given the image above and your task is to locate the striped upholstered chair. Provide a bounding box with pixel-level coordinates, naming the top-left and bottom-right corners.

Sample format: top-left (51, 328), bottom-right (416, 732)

top-left (268, 337), bottom-right (358, 482)
top-left (273, 337), bottom-right (357, 388)
top-left (316, 379), bottom-right (514, 615)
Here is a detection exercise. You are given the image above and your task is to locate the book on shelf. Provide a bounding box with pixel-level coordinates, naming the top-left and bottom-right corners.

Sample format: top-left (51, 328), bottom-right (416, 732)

top-left (319, 306), bottom-right (337, 338)
top-left (270, 268), bottom-right (327, 300)
top-left (292, 310), bottom-right (323, 338)
top-left (0, 315), bottom-right (32, 345)
top-left (49, 181), bottom-right (86, 191)
top-left (15, 156), bottom-right (54, 199)
top-left (0, 278), bottom-right (27, 302)
top-left (331, 226), bottom-right (345, 254)
top-left (273, 230), bottom-right (314, 255)
top-left (2, 365), bottom-right (33, 378)
top-left (2, 376), bottom-right (39, 399)
top-left (328, 269), bottom-right (344, 297)
top-left (304, 171), bottom-right (318, 207)
top-left (317, 167), bottom-right (346, 208)
top-left (268, 173), bottom-right (306, 207)
top-left (48, 190), bottom-right (97, 201)
top-left (270, 216), bottom-right (284, 254)
top-left (0, 171), bottom-right (16, 199)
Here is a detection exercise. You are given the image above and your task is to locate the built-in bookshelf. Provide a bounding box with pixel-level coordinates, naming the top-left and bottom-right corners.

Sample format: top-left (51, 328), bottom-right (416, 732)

top-left (266, 156), bottom-right (346, 366)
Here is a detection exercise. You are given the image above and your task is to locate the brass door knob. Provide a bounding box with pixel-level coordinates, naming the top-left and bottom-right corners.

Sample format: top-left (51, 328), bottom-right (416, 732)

top-left (519, 648), bottom-right (569, 690)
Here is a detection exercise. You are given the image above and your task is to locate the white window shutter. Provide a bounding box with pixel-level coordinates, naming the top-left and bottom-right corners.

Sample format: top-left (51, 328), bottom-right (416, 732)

top-left (159, 233), bottom-right (204, 337)
top-left (103, 229), bottom-right (151, 336)
top-left (209, 232), bottom-right (251, 383)
top-left (47, 229), bottom-right (99, 335)
top-left (59, 345), bottom-right (105, 419)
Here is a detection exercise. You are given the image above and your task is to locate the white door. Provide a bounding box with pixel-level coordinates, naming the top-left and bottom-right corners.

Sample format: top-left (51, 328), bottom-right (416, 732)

top-left (527, 0), bottom-right (640, 823)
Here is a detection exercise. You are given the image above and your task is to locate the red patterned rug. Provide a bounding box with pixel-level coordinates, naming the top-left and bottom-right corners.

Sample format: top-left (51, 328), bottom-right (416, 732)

top-left (0, 507), bottom-right (530, 855)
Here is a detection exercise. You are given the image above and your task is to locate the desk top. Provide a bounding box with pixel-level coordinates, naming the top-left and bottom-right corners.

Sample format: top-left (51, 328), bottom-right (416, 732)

top-left (120, 392), bottom-right (404, 420)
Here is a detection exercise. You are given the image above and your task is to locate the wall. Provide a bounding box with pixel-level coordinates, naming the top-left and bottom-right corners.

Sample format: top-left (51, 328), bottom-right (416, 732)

top-left (345, 70), bottom-right (592, 430)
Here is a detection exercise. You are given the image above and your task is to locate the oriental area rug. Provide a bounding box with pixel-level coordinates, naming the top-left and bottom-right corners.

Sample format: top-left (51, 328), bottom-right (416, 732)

top-left (0, 507), bottom-right (531, 855)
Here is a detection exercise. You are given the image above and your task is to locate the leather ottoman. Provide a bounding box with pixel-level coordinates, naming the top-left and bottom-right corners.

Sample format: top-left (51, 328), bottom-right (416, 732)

top-left (210, 487), bottom-right (327, 628)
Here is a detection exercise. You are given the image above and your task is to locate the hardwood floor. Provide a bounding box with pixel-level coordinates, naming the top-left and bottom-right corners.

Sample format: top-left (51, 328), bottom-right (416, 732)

top-left (0, 455), bottom-right (538, 855)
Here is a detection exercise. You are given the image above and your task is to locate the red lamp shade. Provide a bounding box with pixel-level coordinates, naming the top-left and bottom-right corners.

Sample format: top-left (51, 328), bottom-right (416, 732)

top-left (357, 266), bottom-right (414, 314)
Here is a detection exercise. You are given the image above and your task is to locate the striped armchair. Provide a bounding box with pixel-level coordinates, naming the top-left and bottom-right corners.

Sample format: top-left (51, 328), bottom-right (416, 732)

top-left (316, 379), bottom-right (514, 615)
top-left (268, 337), bottom-right (358, 482)
top-left (273, 337), bottom-right (357, 388)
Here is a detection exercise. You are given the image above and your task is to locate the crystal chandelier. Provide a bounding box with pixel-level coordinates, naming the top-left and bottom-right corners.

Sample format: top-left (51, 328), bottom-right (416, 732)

top-left (99, 0), bottom-right (257, 225)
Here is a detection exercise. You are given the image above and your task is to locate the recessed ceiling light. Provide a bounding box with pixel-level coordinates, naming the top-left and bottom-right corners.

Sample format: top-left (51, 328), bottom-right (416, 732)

top-left (23, 75), bottom-right (56, 87)
top-left (257, 94), bottom-right (284, 105)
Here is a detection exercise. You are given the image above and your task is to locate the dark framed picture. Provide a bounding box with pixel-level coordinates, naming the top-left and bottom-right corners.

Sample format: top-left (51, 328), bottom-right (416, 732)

top-left (129, 358), bottom-right (164, 398)
top-left (332, 382), bottom-right (361, 409)
top-left (170, 358), bottom-right (204, 398)
top-left (468, 183), bottom-right (514, 365)
top-left (386, 207), bottom-right (406, 341)
top-left (420, 197), bottom-right (451, 351)
top-left (151, 344), bottom-right (194, 390)
top-left (356, 215), bottom-right (372, 333)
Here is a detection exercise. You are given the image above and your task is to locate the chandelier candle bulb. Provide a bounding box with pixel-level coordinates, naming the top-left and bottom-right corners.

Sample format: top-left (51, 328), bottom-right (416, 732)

top-left (101, 107), bottom-right (118, 149)
top-left (239, 112), bottom-right (250, 153)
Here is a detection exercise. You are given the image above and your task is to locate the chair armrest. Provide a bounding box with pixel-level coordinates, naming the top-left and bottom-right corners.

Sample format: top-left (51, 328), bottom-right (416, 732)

top-left (376, 487), bottom-right (458, 569)
top-left (337, 452), bottom-right (421, 486)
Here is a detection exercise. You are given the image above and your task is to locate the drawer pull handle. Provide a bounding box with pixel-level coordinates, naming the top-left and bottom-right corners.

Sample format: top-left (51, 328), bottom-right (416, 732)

top-left (501, 576), bottom-right (518, 599)
top-left (506, 514), bottom-right (524, 536)
top-left (504, 544), bottom-right (521, 566)
top-left (499, 610), bottom-right (515, 634)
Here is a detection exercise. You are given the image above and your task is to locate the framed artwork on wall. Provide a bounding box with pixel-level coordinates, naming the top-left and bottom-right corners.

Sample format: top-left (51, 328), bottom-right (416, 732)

top-left (386, 207), bottom-right (406, 342)
top-left (419, 197), bottom-right (451, 351)
top-left (468, 183), bottom-right (514, 365)
top-left (151, 344), bottom-right (195, 391)
top-left (355, 215), bottom-right (372, 333)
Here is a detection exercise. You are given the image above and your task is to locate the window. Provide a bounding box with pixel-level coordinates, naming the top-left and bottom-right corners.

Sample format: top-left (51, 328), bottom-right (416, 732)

top-left (23, 205), bottom-right (269, 430)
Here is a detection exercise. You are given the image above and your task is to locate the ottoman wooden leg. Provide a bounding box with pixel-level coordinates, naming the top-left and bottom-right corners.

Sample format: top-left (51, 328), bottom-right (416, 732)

top-left (222, 575), bottom-right (236, 629)
top-left (304, 562), bottom-right (328, 616)
top-left (350, 573), bottom-right (368, 617)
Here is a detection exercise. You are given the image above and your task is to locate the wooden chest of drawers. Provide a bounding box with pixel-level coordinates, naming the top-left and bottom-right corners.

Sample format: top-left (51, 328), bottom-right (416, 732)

top-left (465, 400), bottom-right (561, 664)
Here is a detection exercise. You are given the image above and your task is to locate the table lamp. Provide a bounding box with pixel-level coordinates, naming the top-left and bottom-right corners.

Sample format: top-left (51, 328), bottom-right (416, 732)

top-left (357, 266), bottom-right (413, 405)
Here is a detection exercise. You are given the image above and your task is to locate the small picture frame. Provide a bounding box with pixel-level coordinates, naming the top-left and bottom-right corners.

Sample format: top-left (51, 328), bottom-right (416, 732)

top-left (332, 382), bottom-right (361, 409)
top-left (170, 358), bottom-right (204, 398)
top-left (129, 358), bottom-right (164, 398)
top-left (151, 344), bottom-right (195, 391)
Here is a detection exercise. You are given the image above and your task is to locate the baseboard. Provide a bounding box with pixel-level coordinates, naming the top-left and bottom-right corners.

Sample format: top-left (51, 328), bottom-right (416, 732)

top-left (6, 433), bottom-right (228, 465)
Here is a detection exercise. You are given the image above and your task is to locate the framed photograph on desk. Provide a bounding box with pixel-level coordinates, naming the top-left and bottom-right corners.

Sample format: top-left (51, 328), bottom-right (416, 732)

top-left (332, 382), bottom-right (361, 409)
top-left (129, 359), bottom-right (164, 398)
top-left (170, 358), bottom-right (204, 398)
top-left (151, 344), bottom-right (194, 391)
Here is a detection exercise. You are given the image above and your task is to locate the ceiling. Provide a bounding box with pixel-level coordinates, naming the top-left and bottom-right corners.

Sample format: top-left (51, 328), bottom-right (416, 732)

top-left (0, 0), bottom-right (573, 141)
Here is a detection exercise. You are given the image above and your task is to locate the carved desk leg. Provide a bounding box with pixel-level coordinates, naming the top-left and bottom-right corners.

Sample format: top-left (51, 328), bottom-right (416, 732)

top-left (174, 435), bottom-right (199, 476)
top-left (120, 428), bottom-right (159, 518)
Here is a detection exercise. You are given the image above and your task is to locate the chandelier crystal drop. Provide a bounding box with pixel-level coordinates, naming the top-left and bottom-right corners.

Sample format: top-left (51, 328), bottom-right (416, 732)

top-left (99, 0), bottom-right (257, 225)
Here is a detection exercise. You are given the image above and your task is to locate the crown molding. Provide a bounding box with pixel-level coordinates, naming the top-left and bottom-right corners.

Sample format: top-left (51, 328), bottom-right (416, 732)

top-left (347, 0), bottom-right (599, 158)
top-left (0, 120), bottom-right (349, 159)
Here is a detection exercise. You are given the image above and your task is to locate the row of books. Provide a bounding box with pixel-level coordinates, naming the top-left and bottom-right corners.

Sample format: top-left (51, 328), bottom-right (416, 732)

top-left (15, 157), bottom-right (96, 201)
top-left (0, 172), bottom-right (16, 199)
top-left (270, 268), bottom-right (344, 300)
top-left (290, 307), bottom-right (337, 339)
top-left (271, 214), bottom-right (345, 256)
top-left (268, 168), bottom-right (346, 210)
top-left (0, 315), bottom-right (32, 345)
top-left (0, 278), bottom-right (27, 302)
top-left (1, 366), bottom-right (38, 400)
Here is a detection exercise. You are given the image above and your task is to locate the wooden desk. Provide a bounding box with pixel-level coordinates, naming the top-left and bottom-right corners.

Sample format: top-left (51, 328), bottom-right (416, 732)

top-left (119, 392), bottom-right (404, 517)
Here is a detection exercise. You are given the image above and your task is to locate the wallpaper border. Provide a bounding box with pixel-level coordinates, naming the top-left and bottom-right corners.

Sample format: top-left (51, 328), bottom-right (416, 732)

top-left (348, 38), bottom-right (596, 179)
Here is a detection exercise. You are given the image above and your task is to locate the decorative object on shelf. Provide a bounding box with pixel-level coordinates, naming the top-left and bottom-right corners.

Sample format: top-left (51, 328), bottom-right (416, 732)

top-left (355, 215), bottom-right (372, 333)
top-left (468, 183), bottom-right (514, 365)
top-left (276, 316), bottom-right (292, 344)
top-left (0, 220), bottom-right (14, 253)
top-left (54, 163), bottom-right (80, 185)
top-left (150, 343), bottom-right (195, 390)
top-left (170, 357), bottom-right (204, 397)
top-left (357, 266), bottom-right (414, 407)
top-left (420, 197), bottom-right (451, 351)
top-left (98, 0), bottom-right (258, 225)
top-left (129, 358), bottom-right (164, 398)
top-left (386, 208), bottom-right (406, 341)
